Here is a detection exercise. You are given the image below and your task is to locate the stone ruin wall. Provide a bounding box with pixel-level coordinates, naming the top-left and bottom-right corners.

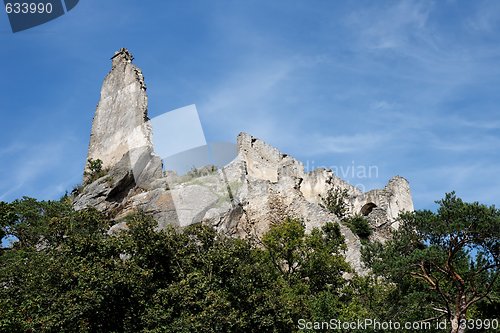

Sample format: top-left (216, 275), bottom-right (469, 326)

top-left (236, 132), bottom-right (414, 228)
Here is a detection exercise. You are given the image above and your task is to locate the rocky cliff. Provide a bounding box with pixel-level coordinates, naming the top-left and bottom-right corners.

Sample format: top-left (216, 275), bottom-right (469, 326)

top-left (74, 49), bottom-right (414, 274)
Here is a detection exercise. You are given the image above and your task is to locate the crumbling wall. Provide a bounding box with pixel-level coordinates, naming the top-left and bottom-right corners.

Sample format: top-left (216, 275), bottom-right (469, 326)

top-left (350, 176), bottom-right (414, 230)
top-left (236, 132), bottom-right (414, 231)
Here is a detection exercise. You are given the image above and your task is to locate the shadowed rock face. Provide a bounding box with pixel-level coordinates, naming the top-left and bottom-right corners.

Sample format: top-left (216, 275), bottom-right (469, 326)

top-left (74, 49), bottom-right (415, 275)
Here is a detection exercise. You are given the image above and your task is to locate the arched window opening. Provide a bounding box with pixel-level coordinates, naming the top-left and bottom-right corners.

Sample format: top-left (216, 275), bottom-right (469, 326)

top-left (360, 202), bottom-right (377, 216)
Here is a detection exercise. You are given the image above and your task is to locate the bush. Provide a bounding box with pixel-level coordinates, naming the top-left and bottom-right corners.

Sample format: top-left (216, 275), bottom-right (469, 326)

top-left (84, 158), bottom-right (107, 184)
top-left (71, 183), bottom-right (83, 195)
top-left (344, 214), bottom-right (372, 239)
top-left (319, 187), bottom-right (349, 219)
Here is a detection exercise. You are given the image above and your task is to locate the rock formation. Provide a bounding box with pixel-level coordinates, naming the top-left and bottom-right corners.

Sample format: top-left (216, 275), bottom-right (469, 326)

top-left (74, 49), bottom-right (414, 274)
top-left (85, 48), bottom-right (162, 188)
top-left (87, 48), bottom-right (149, 169)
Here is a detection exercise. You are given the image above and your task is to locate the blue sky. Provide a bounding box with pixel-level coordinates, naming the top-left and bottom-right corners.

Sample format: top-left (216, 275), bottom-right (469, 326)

top-left (1, 0), bottom-right (500, 210)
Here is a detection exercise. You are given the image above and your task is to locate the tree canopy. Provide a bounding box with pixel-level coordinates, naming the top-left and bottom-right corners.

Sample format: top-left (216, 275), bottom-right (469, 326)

top-left (363, 192), bottom-right (499, 333)
top-left (0, 193), bottom-right (497, 332)
top-left (0, 198), bottom-right (357, 332)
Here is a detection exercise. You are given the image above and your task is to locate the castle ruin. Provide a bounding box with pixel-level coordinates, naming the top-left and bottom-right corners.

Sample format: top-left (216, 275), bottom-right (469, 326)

top-left (74, 49), bottom-right (414, 274)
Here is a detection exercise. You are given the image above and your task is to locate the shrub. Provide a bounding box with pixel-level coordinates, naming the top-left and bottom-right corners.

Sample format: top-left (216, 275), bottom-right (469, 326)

top-left (84, 158), bottom-right (107, 184)
top-left (320, 187), bottom-right (349, 219)
top-left (344, 214), bottom-right (372, 239)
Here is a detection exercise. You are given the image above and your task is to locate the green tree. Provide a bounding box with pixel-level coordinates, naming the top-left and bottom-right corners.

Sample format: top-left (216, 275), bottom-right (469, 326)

top-left (7, 196), bottom-right (473, 332)
top-left (261, 218), bottom-right (353, 329)
top-left (344, 214), bottom-right (372, 240)
top-left (262, 218), bottom-right (350, 287)
top-left (0, 198), bottom-right (136, 332)
top-left (363, 193), bottom-right (500, 333)
top-left (320, 187), bottom-right (349, 220)
top-left (0, 201), bottom-right (11, 241)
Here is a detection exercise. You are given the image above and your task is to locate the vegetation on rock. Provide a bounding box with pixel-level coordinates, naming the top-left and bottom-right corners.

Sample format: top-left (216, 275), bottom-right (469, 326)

top-left (320, 187), bottom-right (373, 240)
top-left (319, 187), bottom-right (349, 220)
top-left (344, 214), bottom-right (372, 240)
top-left (84, 158), bottom-right (107, 184)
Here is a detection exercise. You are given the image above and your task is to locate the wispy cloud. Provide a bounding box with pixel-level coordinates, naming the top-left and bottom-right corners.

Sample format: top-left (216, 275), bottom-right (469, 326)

top-left (0, 143), bottom-right (25, 158)
top-left (1, 0), bottom-right (499, 210)
top-left (409, 162), bottom-right (500, 207)
top-left (0, 141), bottom-right (75, 201)
top-left (201, 60), bottom-right (294, 116)
top-left (465, 1), bottom-right (500, 33)
top-left (346, 1), bottom-right (431, 50)
top-left (431, 135), bottom-right (500, 153)
top-left (448, 117), bottom-right (500, 130)
top-left (197, 52), bottom-right (326, 148)
top-left (307, 133), bottom-right (390, 155)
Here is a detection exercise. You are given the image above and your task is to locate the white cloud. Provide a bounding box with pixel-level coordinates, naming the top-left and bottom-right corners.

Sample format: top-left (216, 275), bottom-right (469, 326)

top-left (370, 100), bottom-right (397, 111)
top-left (449, 116), bottom-right (500, 130)
top-left (196, 55), bottom-right (306, 147)
top-left (307, 132), bottom-right (390, 155)
top-left (465, 2), bottom-right (500, 33)
top-left (346, 1), bottom-right (431, 50)
top-left (0, 185), bottom-right (23, 202)
top-left (0, 143), bottom-right (25, 158)
top-left (0, 141), bottom-right (69, 201)
top-left (201, 60), bottom-right (294, 116)
top-left (430, 133), bottom-right (500, 152)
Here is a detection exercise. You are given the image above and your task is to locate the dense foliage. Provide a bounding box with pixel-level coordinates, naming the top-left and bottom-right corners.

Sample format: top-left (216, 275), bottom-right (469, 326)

top-left (343, 214), bottom-right (372, 240)
top-left (0, 197), bottom-right (362, 332)
top-left (363, 192), bottom-right (499, 333)
top-left (0, 193), bottom-right (497, 332)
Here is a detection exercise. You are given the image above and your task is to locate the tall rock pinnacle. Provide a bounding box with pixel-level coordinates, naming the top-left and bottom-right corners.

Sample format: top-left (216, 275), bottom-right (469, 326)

top-left (86, 48), bottom-right (153, 174)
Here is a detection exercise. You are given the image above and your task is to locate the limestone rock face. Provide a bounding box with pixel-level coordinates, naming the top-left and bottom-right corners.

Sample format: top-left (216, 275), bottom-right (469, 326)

top-left (86, 48), bottom-right (153, 174)
top-left (74, 49), bottom-right (415, 275)
top-left (74, 147), bottom-right (162, 212)
top-left (75, 48), bottom-right (162, 218)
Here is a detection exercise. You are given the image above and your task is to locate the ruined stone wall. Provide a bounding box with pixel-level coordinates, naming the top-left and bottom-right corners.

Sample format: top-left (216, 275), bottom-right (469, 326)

top-left (349, 176), bottom-right (414, 229)
top-left (300, 169), bottom-right (362, 206)
top-left (236, 132), bottom-right (414, 229)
